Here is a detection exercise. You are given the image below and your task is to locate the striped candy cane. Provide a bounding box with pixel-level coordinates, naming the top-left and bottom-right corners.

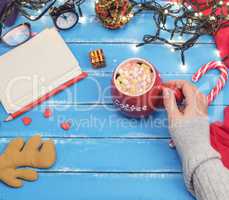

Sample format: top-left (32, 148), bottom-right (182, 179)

top-left (192, 61), bottom-right (228, 105)
top-left (169, 61), bottom-right (228, 149)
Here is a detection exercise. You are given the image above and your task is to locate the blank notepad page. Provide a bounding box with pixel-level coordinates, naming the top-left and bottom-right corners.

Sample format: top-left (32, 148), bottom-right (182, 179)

top-left (0, 28), bottom-right (82, 113)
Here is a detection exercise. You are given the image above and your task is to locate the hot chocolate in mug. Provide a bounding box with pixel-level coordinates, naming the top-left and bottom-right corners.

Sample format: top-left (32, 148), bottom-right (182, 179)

top-left (111, 58), bottom-right (184, 118)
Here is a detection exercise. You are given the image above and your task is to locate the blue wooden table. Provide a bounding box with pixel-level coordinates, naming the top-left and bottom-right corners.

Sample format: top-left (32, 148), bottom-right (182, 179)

top-left (0, 1), bottom-right (227, 199)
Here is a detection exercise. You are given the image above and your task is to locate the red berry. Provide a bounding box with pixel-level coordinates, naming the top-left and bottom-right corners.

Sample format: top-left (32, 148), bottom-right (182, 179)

top-left (22, 117), bottom-right (32, 126)
top-left (44, 108), bottom-right (52, 118)
top-left (61, 122), bottom-right (71, 131)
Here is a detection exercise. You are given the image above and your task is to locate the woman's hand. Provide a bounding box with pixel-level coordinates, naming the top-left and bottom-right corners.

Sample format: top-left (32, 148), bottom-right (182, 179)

top-left (163, 81), bottom-right (223, 200)
top-left (163, 80), bottom-right (208, 126)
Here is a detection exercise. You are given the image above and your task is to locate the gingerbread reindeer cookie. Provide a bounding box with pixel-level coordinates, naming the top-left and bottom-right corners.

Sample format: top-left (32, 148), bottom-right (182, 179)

top-left (0, 135), bottom-right (56, 188)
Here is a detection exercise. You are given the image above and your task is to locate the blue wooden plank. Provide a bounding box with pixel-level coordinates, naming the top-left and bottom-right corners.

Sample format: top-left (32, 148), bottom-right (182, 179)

top-left (1, 14), bottom-right (213, 43)
top-left (27, 0), bottom-right (164, 17)
top-left (0, 1), bottom-right (221, 199)
top-left (53, 0), bottom-right (196, 18)
top-left (0, 173), bottom-right (194, 200)
top-left (0, 43), bottom-right (220, 74)
top-left (63, 43), bottom-right (219, 74)
top-left (20, 73), bottom-right (227, 106)
top-left (0, 105), bottom-right (225, 137)
top-left (0, 138), bottom-right (181, 172)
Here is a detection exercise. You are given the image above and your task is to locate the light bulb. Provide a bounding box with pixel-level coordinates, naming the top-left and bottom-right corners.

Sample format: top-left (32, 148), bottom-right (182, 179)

top-left (79, 16), bottom-right (87, 24)
top-left (128, 13), bottom-right (134, 18)
top-left (218, 1), bottom-right (223, 5)
top-left (131, 44), bottom-right (139, 53)
top-left (210, 16), bottom-right (216, 21)
top-left (180, 64), bottom-right (188, 72)
top-left (164, 9), bottom-right (169, 14)
top-left (164, 43), bottom-right (170, 48)
top-left (215, 50), bottom-right (220, 57)
top-left (122, 16), bottom-right (127, 21)
top-left (199, 12), bottom-right (203, 17)
top-left (37, 9), bottom-right (42, 14)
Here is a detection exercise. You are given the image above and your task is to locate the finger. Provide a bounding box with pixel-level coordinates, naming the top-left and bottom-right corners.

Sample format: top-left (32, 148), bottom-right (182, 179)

top-left (163, 88), bottom-right (181, 118)
top-left (165, 80), bottom-right (198, 105)
top-left (15, 169), bottom-right (38, 181)
top-left (192, 92), bottom-right (208, 116)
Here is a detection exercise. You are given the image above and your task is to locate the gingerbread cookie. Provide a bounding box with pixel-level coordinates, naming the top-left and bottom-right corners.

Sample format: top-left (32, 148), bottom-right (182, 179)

top-left (0, 135), bottom-right (56, 188)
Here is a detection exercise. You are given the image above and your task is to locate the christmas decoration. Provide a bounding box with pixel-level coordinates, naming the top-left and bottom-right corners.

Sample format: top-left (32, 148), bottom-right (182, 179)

top-left (0, 135), bottom-right (56, 188)
top-left (215, 26), bottom-right (229, 67)
top-left (16, 0), bottom-right (52, 10)
top-left (192, 61), bottom-right (228, 105)
top-left (18, 0), bottom-right (57, 21)
top-left (0, 0), bottom-right (55, 26)
top-left (61, 121), bottom-right (71, 131)
top-left (22, 116), bottom-right (32, 126)
top-left (43, 107), bottom-right (52, 118)
top-left (95, 0), bottom-right (134, 29)
top-left (210, 106), bottom-right (229, 169)
top-left (0, 0), bottom-right (19, 27)
top-left (133, 0), bottom-right (229, 65)
top-left (89, 48), bottom-right (106, 68)
top-left (95, 0), bottom-right (229, 64)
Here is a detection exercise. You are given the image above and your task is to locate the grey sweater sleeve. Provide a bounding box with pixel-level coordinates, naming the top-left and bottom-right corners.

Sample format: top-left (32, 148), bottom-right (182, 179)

top-left (170, 118), bottom-right (229, 200)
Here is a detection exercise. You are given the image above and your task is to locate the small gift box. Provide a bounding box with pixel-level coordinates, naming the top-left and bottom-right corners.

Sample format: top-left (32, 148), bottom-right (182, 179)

top-left (89, 49), bottom-right (106, 68)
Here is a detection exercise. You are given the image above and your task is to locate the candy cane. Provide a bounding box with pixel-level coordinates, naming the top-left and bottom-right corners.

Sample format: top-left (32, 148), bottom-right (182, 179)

top-left (192, 61), bottom-right (228, 105)
top-left (169, 61), bottom-right (228, 149)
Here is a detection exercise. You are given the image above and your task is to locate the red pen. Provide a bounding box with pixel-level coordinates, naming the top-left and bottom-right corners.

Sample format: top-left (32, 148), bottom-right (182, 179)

top-left (4, 72), bottom-right (88, 122)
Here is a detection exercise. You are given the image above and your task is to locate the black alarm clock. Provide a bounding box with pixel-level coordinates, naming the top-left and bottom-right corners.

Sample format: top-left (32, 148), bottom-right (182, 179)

top-left (49, 0), bottom-right (81, 30)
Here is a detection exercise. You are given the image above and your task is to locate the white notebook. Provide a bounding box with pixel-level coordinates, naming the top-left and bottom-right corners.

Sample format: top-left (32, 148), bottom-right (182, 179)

top-left (0, 28), bottom-right (85, 114)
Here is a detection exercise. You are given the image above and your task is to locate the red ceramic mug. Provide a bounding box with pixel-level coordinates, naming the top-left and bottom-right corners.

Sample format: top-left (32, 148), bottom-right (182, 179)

top-left (111, 58), bottom-right (184, 118)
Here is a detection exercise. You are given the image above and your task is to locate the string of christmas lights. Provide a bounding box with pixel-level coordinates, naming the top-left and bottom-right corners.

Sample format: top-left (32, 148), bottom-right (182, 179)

top-left (18, 0), bottom-right (51, 9)
top-left (95, 0), bottom-right (229, 64)
top-left (131, 0), bottom-right (229, 64)
top-left (0, 0), bottom-right (53, 25)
